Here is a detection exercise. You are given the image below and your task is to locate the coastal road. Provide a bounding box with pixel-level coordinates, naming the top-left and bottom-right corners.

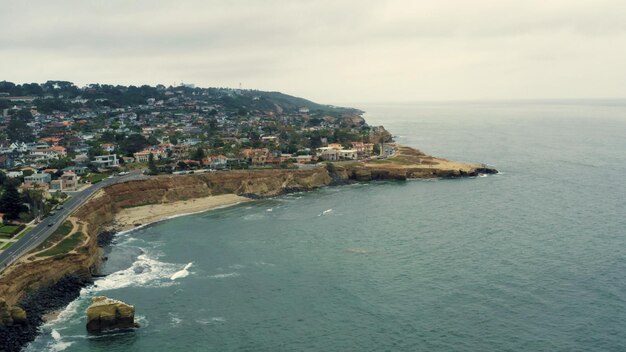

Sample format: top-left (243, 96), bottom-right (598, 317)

top-left (0, 171), bottom-right (146, 273)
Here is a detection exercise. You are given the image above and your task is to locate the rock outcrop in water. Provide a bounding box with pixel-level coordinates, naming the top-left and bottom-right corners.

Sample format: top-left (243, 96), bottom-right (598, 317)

top-left (86, 296), bottom-right (138, 332)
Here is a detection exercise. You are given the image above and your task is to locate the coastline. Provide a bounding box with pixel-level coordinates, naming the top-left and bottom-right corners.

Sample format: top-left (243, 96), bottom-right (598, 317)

top-left (0, 145), bottom-right (497, 352)
top-left (112, 194), bottom-right (251, 232)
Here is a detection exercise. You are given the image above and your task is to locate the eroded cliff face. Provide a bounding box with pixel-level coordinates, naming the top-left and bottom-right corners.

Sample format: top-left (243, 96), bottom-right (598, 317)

top-left (0, 168), bottom-right (332, 307)
top-left (0, 158), bottom-right (496, 309)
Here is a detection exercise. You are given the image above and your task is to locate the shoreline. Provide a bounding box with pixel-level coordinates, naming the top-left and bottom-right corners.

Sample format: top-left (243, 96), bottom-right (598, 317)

top-left (0, 146), bottom-right (497, 352)
top-left (112, 194), bottom-right (252, 232)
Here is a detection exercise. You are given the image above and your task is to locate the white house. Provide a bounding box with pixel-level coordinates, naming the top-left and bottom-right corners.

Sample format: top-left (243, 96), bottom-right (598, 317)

top-left (93, 154), bottom-right (119, 168)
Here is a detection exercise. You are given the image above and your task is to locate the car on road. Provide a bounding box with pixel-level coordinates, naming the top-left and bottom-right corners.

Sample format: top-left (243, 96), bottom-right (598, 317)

top-left (47, 223), bottom-right (54, 227)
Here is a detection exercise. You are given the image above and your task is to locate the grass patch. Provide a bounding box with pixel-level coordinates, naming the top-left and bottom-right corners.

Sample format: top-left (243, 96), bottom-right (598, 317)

top-left (87, 173), bottom-right (109, 184)
top-left (34, 221), bottom-right (73, 251)
top-left (36, 232), bottom-right (84, 257)
top-left (0, 225), bottom-right (20, 235)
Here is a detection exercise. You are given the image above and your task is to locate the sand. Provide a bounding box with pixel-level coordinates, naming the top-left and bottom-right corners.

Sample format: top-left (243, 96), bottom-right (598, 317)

top-left (113, 194), bottom-right (251, 231)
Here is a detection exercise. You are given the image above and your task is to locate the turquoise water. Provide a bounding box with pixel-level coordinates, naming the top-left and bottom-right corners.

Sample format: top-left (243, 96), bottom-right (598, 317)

top-left (27, 101), bottom-right (626, 351)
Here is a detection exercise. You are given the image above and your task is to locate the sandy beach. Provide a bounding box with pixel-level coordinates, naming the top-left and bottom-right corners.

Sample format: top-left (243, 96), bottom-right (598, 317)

top-left (113, 194), bottom-right (251, 231)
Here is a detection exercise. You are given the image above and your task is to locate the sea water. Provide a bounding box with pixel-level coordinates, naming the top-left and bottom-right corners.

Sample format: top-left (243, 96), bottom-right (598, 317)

top-left (26, 101), bottom-right (626, 351)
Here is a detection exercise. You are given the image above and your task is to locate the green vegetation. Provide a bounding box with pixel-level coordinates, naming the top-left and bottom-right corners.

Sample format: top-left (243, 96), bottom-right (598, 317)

top-left (35, 220), bottom-right (73, 251)
top-left (1, 242), bottom-right (12, 250)
top-left (36, 232), bottom-right (84, 257)
top-left (87, 173), bottom-right (109, 184)
top-left (0, 225), bottom-right (20, 235)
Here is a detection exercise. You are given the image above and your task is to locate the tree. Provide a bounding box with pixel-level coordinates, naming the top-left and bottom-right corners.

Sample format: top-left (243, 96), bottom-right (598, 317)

top-left (0, 183), bottom-right (24, 220)
top-left (191, 147), bottom-right (205, 163)
top-left (119, 134), bottom-right (150, 155)
top-left (7, 118), bottom-right (34, 142)
top-left (147, 153), bottom-right (158, 175)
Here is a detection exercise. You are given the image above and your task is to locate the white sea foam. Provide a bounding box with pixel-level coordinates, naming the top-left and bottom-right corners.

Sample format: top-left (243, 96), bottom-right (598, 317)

top-left (171, 262), bottom-right (193, 280)
top-left (49, 340), bottom-right (73, 352)
top-left (196, 317), bottom-right (226, 325)
top-left (169, 312), bottom-right (183, 327)
top-left (51, 330), bottom-right (61, 340)
top-left (209, 272), bottom-right (240, 279)
top-left (48, 329), bottom-right (73, 352)
top-left (91, 253), bottom-right (186, 291)
top-left (318, 208), bottom-right (333, 216)
top-left (254, 261), bottom-right (275, 266)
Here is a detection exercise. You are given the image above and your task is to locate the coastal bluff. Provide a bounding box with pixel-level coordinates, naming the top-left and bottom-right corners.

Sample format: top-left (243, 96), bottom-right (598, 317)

top-left (0, 146), bottom-right (496, 350)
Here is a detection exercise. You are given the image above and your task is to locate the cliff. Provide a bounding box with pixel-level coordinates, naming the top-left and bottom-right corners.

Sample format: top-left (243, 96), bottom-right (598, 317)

top-left (0, 148), bottom-right (496, 310)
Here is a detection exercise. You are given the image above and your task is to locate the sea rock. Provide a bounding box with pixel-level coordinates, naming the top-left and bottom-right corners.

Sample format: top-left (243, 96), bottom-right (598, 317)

top-left (86, 296), bottom-right (138, 332)
top-left (10, 307), bottom-right (27, 325)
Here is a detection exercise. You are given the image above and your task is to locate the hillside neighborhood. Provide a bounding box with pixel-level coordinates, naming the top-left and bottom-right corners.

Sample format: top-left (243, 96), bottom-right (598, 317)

top-left (0, 81), bottom-right (393, 231)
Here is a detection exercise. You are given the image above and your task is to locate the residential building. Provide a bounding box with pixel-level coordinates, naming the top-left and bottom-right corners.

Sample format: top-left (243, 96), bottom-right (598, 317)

top-left (93, 154), bottom-right (119, 168)
top-left (101, 143), bottom-right (116, 152)
top-left (24, 172), bottom-right (51, 184)
top-left (339, 149), bottom-right (358, 160)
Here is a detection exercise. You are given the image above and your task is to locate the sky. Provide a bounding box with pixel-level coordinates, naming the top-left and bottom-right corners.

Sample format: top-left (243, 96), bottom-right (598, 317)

top-left (2, 0), bottom-right (626, 104)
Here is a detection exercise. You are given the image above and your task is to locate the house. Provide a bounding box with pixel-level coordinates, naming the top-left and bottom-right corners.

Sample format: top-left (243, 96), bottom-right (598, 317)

top-left (209, 155), bottom-right (228, 169)
top-left (59, 171), bottom-right (78, 191)
top-left (7, 171), bottom-right (23, 178)
top-left (295, 155), bottom-right (313, 164)
top-left (101, 143), bottom-right (116, 152)
top-left (19, 182), bottom-right (49, 192)
top-left (30, 146), bottom-right (66, 160)
top-left (241, 148), bottom-right (269, 166)
top-left (50, 146), bottom-right (67, 157)
top-left (261, 136), bottom-right (279, 145)
top-left (73, 153), bottom-right (89, 164)
top-left (279, 153), bottom-right (293, 163)
top-left (63, 166), bottom-right (88, 175)
top-left (93, 154), bottom-right (119, 168)
top-left (339, 149), bottom-right (358, 160)
top-left (9, 142), bottom-right (28, 153)
top-left (134, 149), bottom-right (166, 163)
top-left (318, 148), bottom-right (339, 161)
top-left (327, 143), bottom-right (343, 150)
top-left (24, 172), bottom-right (51, 184)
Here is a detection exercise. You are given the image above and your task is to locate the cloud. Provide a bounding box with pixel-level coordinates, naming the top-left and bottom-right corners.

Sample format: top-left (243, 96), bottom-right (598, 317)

top-left (1, 0), bottom-right (626, 103)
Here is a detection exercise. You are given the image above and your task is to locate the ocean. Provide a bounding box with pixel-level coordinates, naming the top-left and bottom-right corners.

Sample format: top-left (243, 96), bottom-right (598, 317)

top-left (26, 101), bottom-right (626, 351)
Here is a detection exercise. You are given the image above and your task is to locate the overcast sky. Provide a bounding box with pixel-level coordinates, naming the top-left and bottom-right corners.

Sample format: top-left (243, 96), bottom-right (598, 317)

top-left (2, 0), bottom-right (626, 103)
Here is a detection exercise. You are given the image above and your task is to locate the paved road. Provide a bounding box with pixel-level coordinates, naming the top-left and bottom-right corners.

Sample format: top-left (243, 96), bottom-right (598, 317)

top-left (0, 171), bottom-right (146, 273)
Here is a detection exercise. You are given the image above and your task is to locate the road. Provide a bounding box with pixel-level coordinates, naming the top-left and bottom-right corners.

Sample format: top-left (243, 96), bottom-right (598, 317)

top-left (0, 171), bottom-right (146, 272)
